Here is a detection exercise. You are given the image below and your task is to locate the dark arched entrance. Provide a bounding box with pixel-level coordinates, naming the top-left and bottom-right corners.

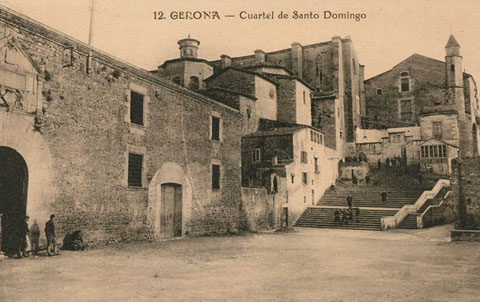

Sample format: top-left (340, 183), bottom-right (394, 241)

top-left (0, 146), bottom-right (28, 254)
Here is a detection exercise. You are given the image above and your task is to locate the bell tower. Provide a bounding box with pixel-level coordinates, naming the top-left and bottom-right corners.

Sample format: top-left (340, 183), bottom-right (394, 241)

top-left (445, 35), bottom-right (471, 156)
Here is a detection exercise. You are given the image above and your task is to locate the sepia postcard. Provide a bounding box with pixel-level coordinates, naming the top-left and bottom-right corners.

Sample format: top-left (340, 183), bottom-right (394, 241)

top-left (0, 0), bottom-right (479, 301)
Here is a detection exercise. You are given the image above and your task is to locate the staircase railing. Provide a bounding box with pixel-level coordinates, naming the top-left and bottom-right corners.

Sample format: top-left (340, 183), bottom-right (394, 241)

top-left (381, 179), bottom-right (450, 231)
top-left (417, 191), bottom-right (451, 228)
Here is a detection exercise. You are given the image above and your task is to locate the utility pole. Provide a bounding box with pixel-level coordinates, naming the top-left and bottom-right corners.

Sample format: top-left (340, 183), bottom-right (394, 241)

top-left (88, 0), bottom-right (95, 45)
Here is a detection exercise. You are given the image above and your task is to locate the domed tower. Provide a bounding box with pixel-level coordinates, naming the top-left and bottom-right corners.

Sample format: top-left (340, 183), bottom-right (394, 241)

top-left (158, 37), bottom-right (213, 90)
top-left (178, 37), bottom-right (200, 58)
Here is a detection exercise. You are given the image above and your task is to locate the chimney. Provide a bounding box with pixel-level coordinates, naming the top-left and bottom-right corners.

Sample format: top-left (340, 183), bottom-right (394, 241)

top-left (254, 49), bottom-right (266, 64)
top-left (291, 42), bottom-right (303, 78)
top-left (220, 54), bottom-right (232, 69)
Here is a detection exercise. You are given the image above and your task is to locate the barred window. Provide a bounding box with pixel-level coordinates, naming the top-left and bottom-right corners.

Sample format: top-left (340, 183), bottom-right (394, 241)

top-left (302, 172), bottom-right (307, 185)
top-left (212, 164), bottom-right (220, 190)
top-left (128, 153), bottom-right (143, 187)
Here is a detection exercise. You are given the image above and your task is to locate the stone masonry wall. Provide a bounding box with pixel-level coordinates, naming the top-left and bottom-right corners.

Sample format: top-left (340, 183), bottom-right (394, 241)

top-left (0, 9), bottom-right (242, 245)
top-left (276, 78), bottom-right (297, 124)
top-left (451, 157), bottom-right (480, 230)
top-left (312, 97), bottom-right (336, 150)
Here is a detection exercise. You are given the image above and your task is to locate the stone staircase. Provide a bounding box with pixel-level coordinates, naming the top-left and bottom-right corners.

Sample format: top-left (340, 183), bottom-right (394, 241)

top-left (294, 168), bottom-right (437, 231)
top-left (396, 186), bottom-right (451, 229)
top-left (295, 207), bottom-right (398, 231)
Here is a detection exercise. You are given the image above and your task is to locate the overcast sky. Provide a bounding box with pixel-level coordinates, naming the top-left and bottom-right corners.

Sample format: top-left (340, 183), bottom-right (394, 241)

top-left (2, 0), bottom-right (480, 81)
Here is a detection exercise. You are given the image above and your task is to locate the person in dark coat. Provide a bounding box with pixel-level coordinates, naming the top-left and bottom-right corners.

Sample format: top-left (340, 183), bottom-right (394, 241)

top-left (377, 158), bottom-right (381, 168)
top-left (334, 209), bottom-right (340, 225)
top-left (341, 209), bottom-right (349, 225)
top-left (17, 216), bottom-right (30, 259)
top-left (62, 230), bottom-right (86, 251)
top-left (418, 174), bottom-right (423, 186)
top-left (352, 175), bottom-right (358, 187)
top-left (346, 194), bottom-right (353, 209)
top-left (365, 174), bottom-right (371, 186)
top-left (45, 214), bottom-right (59, 256)
top-left (381, 192), bottom-right (388, 204)
top-left (355, 207), bottom-right (360, 223)
top-left (386, 157), bottom-right (390, 168)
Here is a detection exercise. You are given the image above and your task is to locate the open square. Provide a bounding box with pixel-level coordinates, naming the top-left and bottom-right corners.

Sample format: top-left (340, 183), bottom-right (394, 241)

top-left (1, 225), bottom-right (479, 302)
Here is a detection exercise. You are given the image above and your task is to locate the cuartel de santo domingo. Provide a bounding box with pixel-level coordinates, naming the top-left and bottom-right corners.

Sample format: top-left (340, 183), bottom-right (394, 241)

top-left (156, 10), bottom-right (367, 21)
top-left (0, 2), bottom-right (479, 259)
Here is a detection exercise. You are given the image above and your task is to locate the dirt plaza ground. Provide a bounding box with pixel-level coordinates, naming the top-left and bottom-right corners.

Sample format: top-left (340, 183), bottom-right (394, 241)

top-left (1, 225), bottom-right (479, 302)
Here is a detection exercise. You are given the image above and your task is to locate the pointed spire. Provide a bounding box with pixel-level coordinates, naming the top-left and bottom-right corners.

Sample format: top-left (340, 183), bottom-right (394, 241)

top-left (446, 35), bottom-right (460, 47)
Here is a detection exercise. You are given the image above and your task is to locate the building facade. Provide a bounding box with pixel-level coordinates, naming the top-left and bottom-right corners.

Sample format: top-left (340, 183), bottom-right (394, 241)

top-left (363, 35), bottom-right (480, 173)
top-left (0, 6), bottom-right (243, 253)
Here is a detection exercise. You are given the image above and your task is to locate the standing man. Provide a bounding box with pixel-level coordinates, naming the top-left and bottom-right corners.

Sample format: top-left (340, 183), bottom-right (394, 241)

top-left (381, 192), bottom-right (388, 204)
top-left (17, 216), bottom-right (30, 259)
top-left (45, 214), bottom-right (58, 256)
top-left (346, 194), bottom-right (353, 209)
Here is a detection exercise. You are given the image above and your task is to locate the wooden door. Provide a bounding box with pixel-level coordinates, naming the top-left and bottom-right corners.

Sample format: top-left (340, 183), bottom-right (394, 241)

top-left (161, 184), bottom-right (182, 239)
top-left (161, 184), bottom-right (175, 239)
top-left (174, 187), bottom-right (182, 237)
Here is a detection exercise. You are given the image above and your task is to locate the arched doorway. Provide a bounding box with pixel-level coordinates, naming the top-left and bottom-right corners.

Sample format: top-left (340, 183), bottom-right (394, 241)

top-left (148, 162), bottom-right (192, 240)
top-left (473, 124), bottom-right (478, 156)
top-left (0, 146), bottom-right (28, 254)
top-left (160, 183), bottom-right (182, 239)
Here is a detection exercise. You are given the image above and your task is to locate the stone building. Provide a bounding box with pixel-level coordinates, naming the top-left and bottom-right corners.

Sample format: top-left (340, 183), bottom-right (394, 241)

top-left (241, 121), bottom-right (338, 224)
top-left (156, 36), bottom-right (346, 226)
top-left (209, 36), bottom-right (366, 156)
top-left (0, 6), bottom-right (244, 253)
top-left (363, 35), bottom-right (480, 173)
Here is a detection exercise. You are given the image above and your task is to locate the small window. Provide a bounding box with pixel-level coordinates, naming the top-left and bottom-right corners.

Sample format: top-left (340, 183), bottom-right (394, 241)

top-left (253, 149), bottom-right (261, 162)
top-left (211, 116), bottom-right (220, 141)
top-left (400, 72), bottom-right (409, 77)
top-left (303, 91), bottom-right (306, 104)
top-left (301, 151), bottom-right (308, 164)
top-left (400, 99), bottom-right (412, 121)
top-left (172, 76), bottom-right (181, 85)
top-left (212, 164), bottom-right (220, 190)
top-left (128, 153), bottom-right (143, 187)
top-left (376, 88), bottom-right (382, 95)
top-left (246, 107), bottom-right (252, 119)
top-left (189, 76), bottom-right (199, 90)
top-left (433, 121), bottom-right (442, 139)
top-left (130, 91), bottom-right (144, 126)
top-left (314, 157), bottom-right (319, 172)
top-left (310, 130), bottom-right (314, 142)
top-left (451, 64), bottom-right (455, 72)
top-left (401, 78), bottom-right (410, 92)
top-left (291, 174), bottom-right (295, 184)
top-left (302, 172), bottom-right (307, 185)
